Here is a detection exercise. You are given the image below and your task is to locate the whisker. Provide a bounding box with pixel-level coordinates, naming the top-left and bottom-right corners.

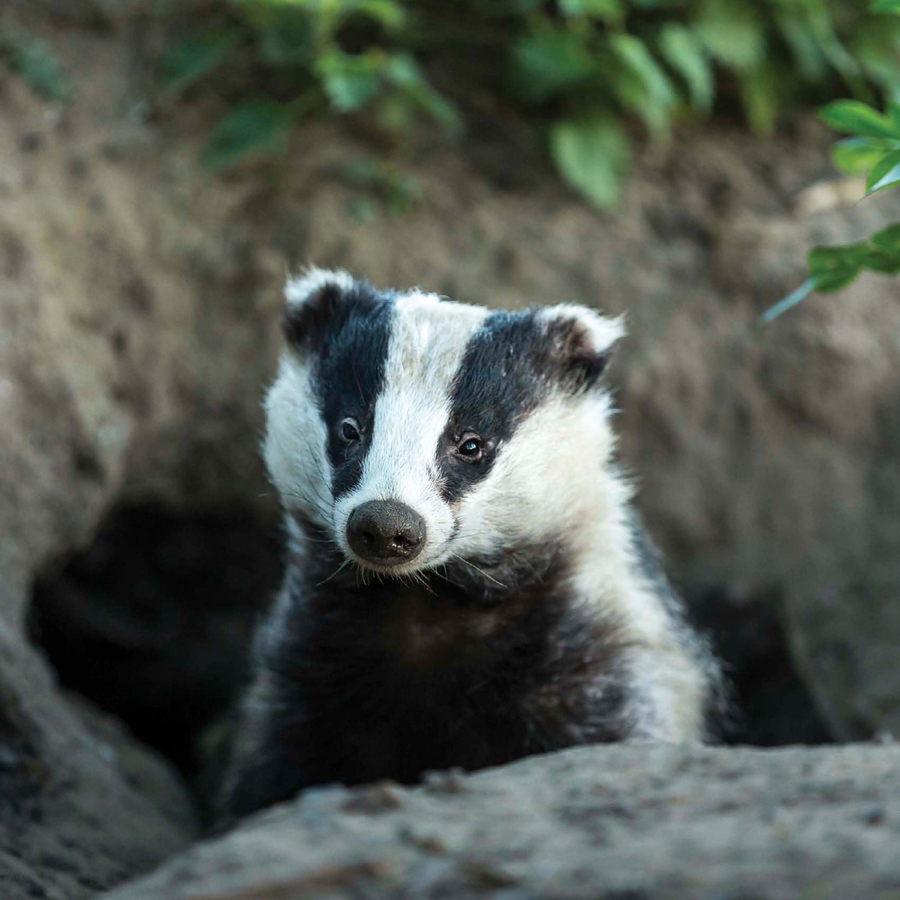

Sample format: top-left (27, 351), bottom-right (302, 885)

top-left (430, 564), bottom-right (468, 590)
top-left (288, 487), bottom-right (334, 513)
top-left (450, 553), bottom-right (508, 589)
top-left (317, 559), bottom-right (350, 586)
top-left (281, 488), bottom-right (333, 523)
top-left (412, 570), bottom-right (436, 595)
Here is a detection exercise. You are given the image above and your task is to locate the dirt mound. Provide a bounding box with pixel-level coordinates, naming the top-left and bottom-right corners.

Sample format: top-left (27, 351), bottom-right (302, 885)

top-left (102, 742), bottom-right (900, 900)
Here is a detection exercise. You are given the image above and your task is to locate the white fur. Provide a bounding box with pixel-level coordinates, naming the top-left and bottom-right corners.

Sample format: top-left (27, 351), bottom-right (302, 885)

top-left (539, 304), bottom-right (625, 354)
top-left (332, 290), bottom-right (488, 572)
top-left (285, 266), bottom-right (356, 308)
top-left (264, 353), bottom-right (333, 529)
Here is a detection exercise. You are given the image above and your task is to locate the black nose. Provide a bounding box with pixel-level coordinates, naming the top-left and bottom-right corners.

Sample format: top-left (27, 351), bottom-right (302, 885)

top-left (346, 500), bottom-right (426, 565)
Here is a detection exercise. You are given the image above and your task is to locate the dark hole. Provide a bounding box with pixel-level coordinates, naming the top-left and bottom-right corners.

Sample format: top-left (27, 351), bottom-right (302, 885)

top-left (27, 504), bottom-right (282, 780)
top-left (689, 584), bottom-right (833, 747)
top-left (26, 500), bottom-right (831, 822)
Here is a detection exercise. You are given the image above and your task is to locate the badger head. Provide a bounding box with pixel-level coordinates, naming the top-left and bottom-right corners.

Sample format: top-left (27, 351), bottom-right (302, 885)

top-left (264, 269), bottom-right (625, 580)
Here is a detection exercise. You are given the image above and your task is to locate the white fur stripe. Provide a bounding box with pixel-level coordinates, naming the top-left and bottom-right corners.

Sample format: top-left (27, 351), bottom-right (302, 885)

top-left (332, 291), bottom-right (488, 570)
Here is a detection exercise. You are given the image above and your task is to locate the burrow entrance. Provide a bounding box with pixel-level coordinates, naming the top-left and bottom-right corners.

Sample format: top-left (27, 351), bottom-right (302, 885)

top-left (27, 502), bottom-right (831, 796)
top-left (27, 504), bottom-right (283, 781)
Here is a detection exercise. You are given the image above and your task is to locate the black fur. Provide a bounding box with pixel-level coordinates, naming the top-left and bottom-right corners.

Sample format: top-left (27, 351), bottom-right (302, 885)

top-left (440, 309), bottom-right (612, 502)
top-left (221, 542), bottom-right (632, 821)
top-left (285, 279), bottom-right (395, 498)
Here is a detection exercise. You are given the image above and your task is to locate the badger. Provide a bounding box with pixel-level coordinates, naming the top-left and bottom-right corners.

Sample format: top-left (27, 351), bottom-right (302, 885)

top-left (220, 268), bottom-right (722, 820)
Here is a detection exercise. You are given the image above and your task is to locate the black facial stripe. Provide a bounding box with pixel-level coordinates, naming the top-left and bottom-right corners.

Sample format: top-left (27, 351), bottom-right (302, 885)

top-left (308, 282), bottom-right (395, 498)
top-left (439, 307), bottom-right (615, 504)
top-left (440, 310), bottom-right (554, 503)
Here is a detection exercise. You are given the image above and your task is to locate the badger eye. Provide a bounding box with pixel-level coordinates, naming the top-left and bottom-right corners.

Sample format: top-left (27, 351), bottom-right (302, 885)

top-left (339, 418), bottom-right (361, 444)
top-left (455, 435), bottom-right (484, 462)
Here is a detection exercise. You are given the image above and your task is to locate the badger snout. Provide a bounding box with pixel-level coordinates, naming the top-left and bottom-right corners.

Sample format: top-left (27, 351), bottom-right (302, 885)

top-left (346, 500), bottom-right (426, 566)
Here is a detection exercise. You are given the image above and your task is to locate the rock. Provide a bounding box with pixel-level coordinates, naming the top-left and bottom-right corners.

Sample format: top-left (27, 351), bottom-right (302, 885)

top-left (0, 628), bottom-right (196, 900)
top-left (101, 743), bottom-right (900, 900)
top-left (0, 21), bottom-right (202, 900)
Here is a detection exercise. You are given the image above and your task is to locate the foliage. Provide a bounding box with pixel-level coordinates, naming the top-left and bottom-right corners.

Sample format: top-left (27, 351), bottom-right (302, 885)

top-left (340, 157), bottom-right (423, 216)
top-left (156, 0), bottom-right (900, 209)
top-left (0, 25), bottom-right (69, 103)
top-left (764, 4), bottom-right (900, 322)
top-left (201, 99), bottom-right (303, 171)
top-left (161, 0), bottom-right (460, 172)
top-left (505, 0), bottom-right (899, 205)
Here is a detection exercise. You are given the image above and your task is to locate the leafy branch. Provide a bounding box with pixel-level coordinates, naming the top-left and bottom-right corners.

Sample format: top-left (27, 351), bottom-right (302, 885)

top-left (764, 2), bottom-right (900, 322)
top-left (162, 0), bottom-right (460, 172)
top-left (154, 1), bottom-right (900, 214)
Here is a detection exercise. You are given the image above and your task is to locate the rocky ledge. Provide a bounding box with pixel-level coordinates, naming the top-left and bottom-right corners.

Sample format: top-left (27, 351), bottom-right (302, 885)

top-left (102, 742), bottom-right (900, 900)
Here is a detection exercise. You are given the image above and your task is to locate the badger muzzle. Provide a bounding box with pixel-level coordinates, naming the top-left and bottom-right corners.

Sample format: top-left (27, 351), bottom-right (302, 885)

top-left (346, 500), bottom-right (427, 566)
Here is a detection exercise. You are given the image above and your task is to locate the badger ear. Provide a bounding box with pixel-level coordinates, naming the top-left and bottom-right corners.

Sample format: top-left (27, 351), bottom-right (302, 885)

top-left (540, 304), bottom-right (625, 391)
top-left (282, 268), bottom-right (357, 351)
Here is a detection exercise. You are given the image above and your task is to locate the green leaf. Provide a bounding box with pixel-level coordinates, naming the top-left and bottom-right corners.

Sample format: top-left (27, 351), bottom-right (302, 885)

top-left (384, 53), bottom-right (462, 134)
top-left (831, 137), bottom-right (893, 174)
top-left (870, 222), bottom-right (900, 255)
top-left (776, 14), bottom-right (827, 81)
top-left (866, 149), bottom-right (900, 193)
top-left (608, 72), bottom-right (669, 138)
top-left (549, 116), bottom-right (629, 209)
top-left (807, 243), bottom-right (868, 293)
top-left (888, 102), bottom-right (900, 133)
top-left (383, 53), bottom-right (425, 88)
top-left (233, 0), bottom-right (404, 32)
top-left (658, 24), bottom-right (713, 113)
top-left (851, 19), bottom-right (900, 97)
top-left (232, 2), bottom-right (313, 65)
top-left (610, 34), bottom-right (677, 137)
top-left (694, 0), bottom-right (765, 72)
top-left (819, 100), bottom-right (900, 139)
top-left (474, 0), bottom-right (544, 15)
top-left (5, 32), bottom-right (69, 102)
top-left (257, 9), bottom-right (313, 67)
top-left (160, 29), bottom-right (237, 92)
top-left (865, 223), bottom-right (900, 273)
top-left (611, 35), bottom-right (676, 105)
top-left (559, 0), bottom-right (623, 22)
top-left (316, 50), bottom-right (383, 112)
top-left (871, 0), bottom-right (900, 13)
top-left (738, 65), bottom-right (782, 133)
top-left (510, 29), bottom-right (598, 103)
top-left (349, 0), bottom-right (407, 31)
top-left (865, 249), bottom-right (900, 273)
top-left (201, 100), bottom-right (300, 171)
top-left (804, 5), bottom-right (866, 96)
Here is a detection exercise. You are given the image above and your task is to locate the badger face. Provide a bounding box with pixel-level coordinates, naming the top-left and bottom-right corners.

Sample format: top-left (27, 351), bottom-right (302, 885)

top-left (264, 269), bottom-right (624, 578)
